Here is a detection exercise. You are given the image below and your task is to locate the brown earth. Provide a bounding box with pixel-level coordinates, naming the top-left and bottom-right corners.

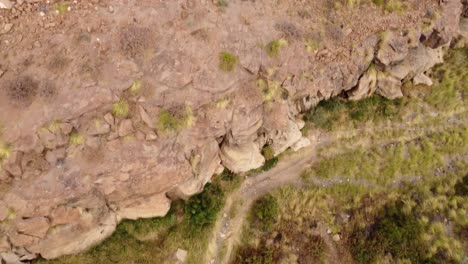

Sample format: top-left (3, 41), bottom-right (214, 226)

top-left (0, 0), bottom-right (466, 262)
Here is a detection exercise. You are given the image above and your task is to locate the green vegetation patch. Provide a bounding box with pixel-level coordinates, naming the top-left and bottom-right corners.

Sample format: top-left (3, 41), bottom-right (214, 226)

top-left (426, 48), bottom-right (468, 110)
top-left (55, 3), bottom-right (69, 15)
top-left (251, 194), bottom-right (279, 231)
top-left (112, 99), bottom-right (130, 119)
top-left (69, 132), bottom-right (85, 145)
top-left (304, 95), bottom-right (402, 131)
top-left (219, 52), bottom-right (238, 72)
top-left (156, 106), bottom-right (194, 135)
top-left (185, 183), bottom-right (224, 235)
top-left (265, 39), bottom-right (287, 58)
top-left (350, 202), bottom-right (426, 263)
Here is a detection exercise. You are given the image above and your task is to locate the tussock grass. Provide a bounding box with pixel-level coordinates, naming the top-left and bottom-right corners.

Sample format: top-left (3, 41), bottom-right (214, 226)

top-left (219, 52), bottom-right (238, 72)
top-left (266, 39), bottom-right (287, 58)
top-left (69, 132), bottom-right (85, 145)
top-left (156, 106), bottom-right (195, 135)
top-left (112, 100), bottom-right (130, 119)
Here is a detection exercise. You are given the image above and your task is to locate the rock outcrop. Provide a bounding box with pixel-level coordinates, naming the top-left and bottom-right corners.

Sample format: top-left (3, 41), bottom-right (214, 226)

top-left (0, 0), bottom-right (465, 262)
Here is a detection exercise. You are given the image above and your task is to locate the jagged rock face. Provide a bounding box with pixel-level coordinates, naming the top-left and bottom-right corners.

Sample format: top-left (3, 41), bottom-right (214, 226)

top-left (0, 0), bottom-right (464, 261)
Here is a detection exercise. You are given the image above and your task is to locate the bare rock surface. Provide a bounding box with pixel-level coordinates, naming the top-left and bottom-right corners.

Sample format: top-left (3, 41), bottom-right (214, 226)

top-left (0, 0), bottom-right (464, 261)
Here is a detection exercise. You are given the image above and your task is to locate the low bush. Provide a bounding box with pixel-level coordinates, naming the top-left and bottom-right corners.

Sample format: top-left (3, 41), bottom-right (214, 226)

top-left (112, 100), bottom-right (130, 118)
top-left (350, 202), bottom-right (427, 263)
top-left (219, 52), bottom-right (238, 72)
top-left (156, 107), bottom-right (194, 134)
top-left (185, 183), bottom-right (224, 235)
top-left (265, 39), bottom-right (287, 58)
top-left (234, 245), bottom-right (275, 264)
top-left (251, 194), bottom-right (279, 231)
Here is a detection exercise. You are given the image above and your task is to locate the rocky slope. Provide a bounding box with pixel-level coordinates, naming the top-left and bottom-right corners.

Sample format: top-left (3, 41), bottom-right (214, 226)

top-left (0, 0), bottom-right (466, 262)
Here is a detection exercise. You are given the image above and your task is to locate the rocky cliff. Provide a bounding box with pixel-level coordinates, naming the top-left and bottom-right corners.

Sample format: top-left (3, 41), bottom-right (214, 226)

top-left (0, 0), bottom-right (466, 262)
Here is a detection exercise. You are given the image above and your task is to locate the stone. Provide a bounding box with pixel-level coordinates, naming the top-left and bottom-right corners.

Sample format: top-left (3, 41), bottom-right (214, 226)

top-left (413, 72), bottom-right (433, 86)
top-left (332, 234), bottom-right (341, 242)
top-left (50, 206), bottom-right (82, 226)
top-left (220, 141), bottom-right (264, 173)
top-left (0, 235), bottom-right (11, 252)
top-left (376, 32), bottom-right (409, 66)
top-left (138, 105), bottom-right (155, 129)
top-left (45, 148), bottom-right (66, 166)
top-left (15, 217), bottom-right (50, 238)
top-left (0, 202), bottom-right (8, 221)
top-left (0, 23), bottom-right (13, 35)
top-left (145, 131), bottom-right (157, 141)
top-left (103, 113), bottom-right (115, 127)
top-left (387, 45), bottom-right (444, 80)
top-left (85, 136), bottom-right (101, 149)
top-left (175, 248), bottom-right (188, 263)
top-left (116, 193), bottom-right (171, 220)
top-left (270, 120), bottom-right (303, 156)
top-left (376, 72), bottom-right (403, 100)
top-left (0, 0), bottom-right (12, 9)
top-left (3, 151), bottom-right (23, 177)
top-left (118, 119), bottom-right (134, 137)
top-left (0, 252), bottom-right (21, 264)
top-left (347, 66), bottom-right (378, 100)
top-left (172, 140), bottom-right (221, 198)
top-left (60, 123), bottom-right (74, 135)
top-left (86, 121), bottom-right (110, 136)
top-left (291, 137), bottom-right (311, 152)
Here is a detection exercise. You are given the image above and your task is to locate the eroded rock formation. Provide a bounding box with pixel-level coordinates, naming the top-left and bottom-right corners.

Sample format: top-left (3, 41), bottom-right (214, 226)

top-left (0, 0), bottom-right (466, 262)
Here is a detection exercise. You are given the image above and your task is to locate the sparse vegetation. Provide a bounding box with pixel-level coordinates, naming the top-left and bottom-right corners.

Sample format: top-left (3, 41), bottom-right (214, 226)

top-left (185, 183), bottom-right (224, 235)
top-left (304, 95), bottom-right (402, 131)
top-left (216, 0), bottom-right (229, 9)
top-left (112, 100), bottom-right (130, 119)
top-left (5, 76), bottom-right (39, 105)
top-left (69, 132), bottom-right (85, 145)
top-left (265, 39), bottom-right (287, 58)
top-left (156, 106), bottom-right (194, 134)
top-left (219, 52), bottom-right (238, 72)
top-left (129, 80), bottom-right (142, 96)
top-left (256, 79), bottom-right (286, 102)
top-left (251, 194), bottom-right (279, 231)
top-left (55, 3), bottom-right (69, 15)
top-left (0, 141), bottom-right (11, 162)
top-left (426, 47), bottom-right (467, 110)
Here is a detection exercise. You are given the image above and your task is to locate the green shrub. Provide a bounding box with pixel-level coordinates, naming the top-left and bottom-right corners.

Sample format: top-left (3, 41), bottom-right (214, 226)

top-left (55, 3), bottom-right (68, 15)
top-left (112, 100), bottom-right (130, 118)
top-left (157, 107), bottom-right (194, 134)
top-left (0, 141), bottom-right (11, 161)
top-left (129, 80), bottom-right (142, 96)
top-left (265, 39), bottom-right (287, 58)
top-left (185, 183), bottom-right (224, 235)
top-left (69, 132), bottom-right (85, 145)
top-left (219, 52), bottom-right (238, 72)
top-left (351, 202), bottom-right (427, 263)
top-left (455, 175), bottom-right (468, 196)
top-left (261, 158), bottom-right (278, 172)
top-left (251, 194), bottom-right (279, 231)
top-left (261, 145), bottom-right (275, 161)
top-left (234, 245), bottom-right (275, 264)
top-left (220, 169), bottom-right (236, 181)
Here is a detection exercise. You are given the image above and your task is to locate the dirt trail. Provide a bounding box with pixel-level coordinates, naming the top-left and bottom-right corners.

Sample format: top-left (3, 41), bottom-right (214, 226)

top-left (206, 143), bottom-right (318, 264)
